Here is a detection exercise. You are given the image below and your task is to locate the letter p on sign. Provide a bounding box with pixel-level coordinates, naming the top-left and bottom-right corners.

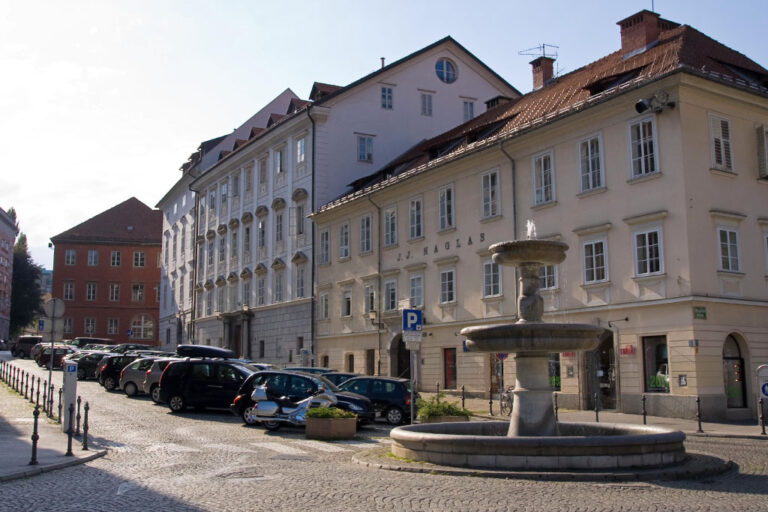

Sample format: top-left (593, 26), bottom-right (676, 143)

top-left (402, 309), bottom-right (422, 332)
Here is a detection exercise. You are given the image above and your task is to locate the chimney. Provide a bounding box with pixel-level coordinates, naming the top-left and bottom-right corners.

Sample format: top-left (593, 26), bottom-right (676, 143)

top-left (530, 56), bottom-right (555, 91)
top-left (617, 10), bottom-right (661, 56)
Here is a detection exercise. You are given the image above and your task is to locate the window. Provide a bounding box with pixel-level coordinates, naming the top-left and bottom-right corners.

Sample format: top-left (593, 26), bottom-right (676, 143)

top-left (220, 182), bottom-right (228, 212)
top-left (440, 269), bottom-right (456, 304)
top-left (179, 281), bottom-right (185, 307)
top-left (245, 167), bottom-right (253, 192)
top-left (318, 292), bottom-right (329, 320)
top-left (258, 278), bottom-right (265, 306)
top-left (629, 117), bottom-right (657, 177)
top-left (87, 249), bottom-right (98, 266)
top-left (208, 190), bottom-right (216, 211)
top-left (110, 251), bottom-right (121, 267)
top-left (84, 317), bottom-right (95, 334)
top-left (172, 232), bottom-right (178, 260)
top-left (274, 271), bottom-right (284, 302)
top-left (216, 287), bottom-right (224, 311)
top-left (533, 151), bottom-right (555, 205)
top-left (274, 149), bottom-right (283, 175)
top-left (435, 58), bottom-right (457, 83)
top-left (381, 87), bottom-right (393, 109)
top-left (718, 228), bottom-right (740, 271)
top-left (63, 317), bottom-right (72, 334)
top-left (133, 251), bottom-right (145, 268)
top-left (357, 136), bottom-right (373, 163)
top-left (463, 101), bottom-right (474, 122)
top-left (764, 233), bottom-right (768, 275)
top-left (231, 231), bottom-right (238, 263)
top-left (232, 173), bottom-right (240, 197)
top-left (338, 222), bottom-right (350, 259)
top-left (291, 204), bottom-right (305, 237)
top-left (180, 227), bottom-right (186, 255)
top-left (539, 265), bottom-right (557, 290)
top-left (482, 170), bottom-right (499, 218)
top-left (364, 284), bottom-right (375, 314)
top-left (107, 283), bottom-right (119, 302)
top-left (65, 249), bottom-right (75, 266)
top-left (409, 274), bottom-right (423, 308)
top-left (107, 318), bottom-right (119, 335)
top-left (579, 135), bottom-right (603, 192)
top-left (296, 137), bottom-right (306, 164)
top-left (439, 185), bottom-right (454, 230)
top-left (259, 159), bottom-right (268, 194)
top-left (130, 314), bottom-right (154, 340)
top-left (207, 240), bottom-right (214, 266)
top-left (383, 207), bottom-right (397, 247)
top-left (709, 114), bottom-right (733, 171)
top-left (275, 213), bottom-right (283, 243)
top-left (319, 229), bottom-right (330, 264)
top-left (243, 226), bottom-right (251, 258)
top-left (360, 214), bottom-right (371, 253)
top-left (643, 336), bottom-right (669, 393)
top-left (132, 284), bottom-right (145, 302)
top-left (296, 265), bottom-right (305, 298)
top-left (409, 197), bottom-right (423, 239)
top-left (218, 237), bottom-right (225, 263)
top-left (421, 93), bottom-right (432, 116)
top-left (259, 340), bottom-right (265, 358)
top-left (482, 261), bottom-right (500, 297)
top-left (206, 289), bottom-right (213, 316)
top-left (384, 280), bottom-right (397, 311)
top-left (63, 282), bottom-right (74, 301)
top-left (86, 282), bottom-right (97, 301)
top-left (583, 240), bottom-right (607, 283)
top-left (257, 220), bottom-right (266, 249)
top-left (635, 229), bottom-right (662, 275)
top-left (341, 290), bottom-right (351, 317)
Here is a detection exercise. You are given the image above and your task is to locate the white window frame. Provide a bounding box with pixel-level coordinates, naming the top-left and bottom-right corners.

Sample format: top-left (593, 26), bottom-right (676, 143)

top-left (274, 148), bottom-right (284, 176)
top-left (109, 283), bottom-right (119, 302)
top-left (206, 289), bottom-right (213, 316)
top-left (133, 251), bottom-right (146, 268)
top-left (360, 214), bottom-right (372, 254)
top-left (107, 318), bottom-right (119, 335)
top-left (533, 150), bottom-right (555, 205)
top-left (409, 274), bottom-right (423, 308)
top-left (257, 278), bottom-right (265, 306)
top-left (357, 135), bottom-right (373, 163)
top-left (539, 265), bottom-right (557, 290)
top-left (63, 317), bottom-right (73, 334)
top-left (110, 250), bottom-right (121, 267)
top-left (583, 239), bottom-right (608, 284)
top-left (578, 134), bottom-right (603, 192)
top-left (628, 116), bottom-right (658, 178)
top-left (65, 249), bottom-right (76, 266)
top-left (709, 113), bottom-right (733, 171)
top-left (440, 269), bottom-right (456, 304)
top-left (717, 227), bottom-right (740, 272)
top-left (341, 290), bottom-right (352, 317)
top-left (482, 260), bottom-right (501, 298)
top-left (384, 279), bottom-right (397, 311)
top-left (63, 281), bottom-right (74, 300)
top-left (274, 271), bottom-right (284, 302)
top-left (86, 282), bottom-right (97, 301)
top-left (338, 222), bottom-right (350, 259)
top-left (295, 265), bottom-right (305, 298)
top-left (381, 87), bottom-right (393, 110)
top-left (296, 137), bottom-right (306, 165)
top-left (318, 292), bottom-right (329, 320)
top-left (319, 229), bottom-right (330, 264)
top-left (463, 100), bottom-right (474, 121)
top-left (364, 284), bottom-right (375, 314)
top-left (420, 92), bottom-right (432, 116)
top-left (409, 197), bottom-right (423, 240)
top-left (275, 213), bottom-right (283, 243)
top-left (439, 184), bottom-right (454, 231)
top-left (87, 249), bottom-right (98, 267)
top-left (383, 207), bottom-right (397, 247)
top-left (481, 169), bottom-right (500, 218)
top-left (84, 317), bottom-right (95, 335)
top-left (634, 228), bottom-right (663, 276)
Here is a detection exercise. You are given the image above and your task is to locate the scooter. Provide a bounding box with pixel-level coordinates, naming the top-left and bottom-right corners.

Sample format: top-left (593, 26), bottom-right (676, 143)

top-left (248, 384), bottom-right (338, 431)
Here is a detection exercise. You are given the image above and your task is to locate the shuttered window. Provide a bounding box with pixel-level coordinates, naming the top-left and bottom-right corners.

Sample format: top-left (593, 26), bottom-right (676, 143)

top-left (710, 115), bottom-right (733, 171)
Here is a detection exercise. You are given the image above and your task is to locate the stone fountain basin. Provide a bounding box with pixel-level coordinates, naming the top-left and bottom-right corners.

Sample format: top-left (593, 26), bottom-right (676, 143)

top-left (490, 240), bottom-right (568, 266)
top-left (461, 322), bottom-right (607, 353)
top-left (390, 421), bottom-right (686, 470)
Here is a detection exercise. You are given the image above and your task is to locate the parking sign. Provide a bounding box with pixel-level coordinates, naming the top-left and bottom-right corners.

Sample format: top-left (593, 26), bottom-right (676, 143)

top-left (402, 309), bottom-right (422, 347)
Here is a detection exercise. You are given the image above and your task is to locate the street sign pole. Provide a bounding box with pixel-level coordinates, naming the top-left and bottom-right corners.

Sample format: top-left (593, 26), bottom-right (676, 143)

top-left (402, 309), bottom-right (423, 424)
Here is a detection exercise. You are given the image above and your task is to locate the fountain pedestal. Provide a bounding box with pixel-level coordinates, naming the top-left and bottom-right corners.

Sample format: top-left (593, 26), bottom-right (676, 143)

top-left (510, 352), bottom-right (557, 436)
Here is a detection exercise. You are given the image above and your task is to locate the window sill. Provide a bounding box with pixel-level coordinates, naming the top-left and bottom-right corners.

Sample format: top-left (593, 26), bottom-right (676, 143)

top-left (407, 236), bottom-right (425, 244)
top-left (540, 288), bottom-right (560, 295)
top-left (580, 280), bottom-right (611, 290)
top-left (439, 301), bottom-right (457, 308)
top-left (532, 200), bottom-right (558, 211)
top-left (359, 250), bottom-right (373, 257)
top-left (383, 243), bottom-right (399, 251)
top-left (438, 226), bottom-right (457, 235)
top-left (577, 186), bottom-right (607, 198)
top-left (632, 272), bottom-right (666, 283)
top-left (337, 256), bottom-right (351, 263)
top-left (481, 295), bottom-right (504, 303)
top-left (317, 261), bottom-right (331, 268)
top-left (627, 171), bottom-right (662, 185)
top-left (709, 168), bottom-right (737, 178)
top-left (717, 270), bottom-right (745, 277)
top-left (480, 214), bottom-right (502, 224)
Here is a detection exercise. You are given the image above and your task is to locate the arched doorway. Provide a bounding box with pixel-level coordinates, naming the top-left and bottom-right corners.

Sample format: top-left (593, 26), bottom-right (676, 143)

top-left (723, 334), bottom-right (747, 408)
top-left (389, 335), bottom-right (410, 379)
top-left (585, 333), bottom-right (616, 410)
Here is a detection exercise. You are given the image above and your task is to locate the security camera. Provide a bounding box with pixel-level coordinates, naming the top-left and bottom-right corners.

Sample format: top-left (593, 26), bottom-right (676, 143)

top-left (635, 98), bottom-right (652, 114)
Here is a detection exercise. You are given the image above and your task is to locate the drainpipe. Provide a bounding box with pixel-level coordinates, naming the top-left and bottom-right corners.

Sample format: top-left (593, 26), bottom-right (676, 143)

top-left (306, 106), bottom-right (317, 364)
top-left (366, 195), bottom-right (383, 376)
top-left (189, 180), bottom-right (199, 345)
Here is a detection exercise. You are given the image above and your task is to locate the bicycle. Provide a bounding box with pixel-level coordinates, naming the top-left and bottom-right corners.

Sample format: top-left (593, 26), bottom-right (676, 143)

top-left (499, 386), bottom-right (513, 416)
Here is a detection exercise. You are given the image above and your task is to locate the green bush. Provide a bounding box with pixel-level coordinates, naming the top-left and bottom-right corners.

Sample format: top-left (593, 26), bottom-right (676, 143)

top-left (416, 392), bottom-right (470, 421)
top-left (306, 406), bottom-right (357, 419)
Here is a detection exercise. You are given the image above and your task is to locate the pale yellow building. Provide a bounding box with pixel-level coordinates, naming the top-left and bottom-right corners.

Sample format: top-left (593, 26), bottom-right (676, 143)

top-left (312, 11), bottom-right (768, 421)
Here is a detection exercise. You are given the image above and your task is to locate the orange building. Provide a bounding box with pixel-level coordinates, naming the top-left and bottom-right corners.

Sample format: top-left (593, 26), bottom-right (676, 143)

top-left (50, 198), bottom-right (162, 345)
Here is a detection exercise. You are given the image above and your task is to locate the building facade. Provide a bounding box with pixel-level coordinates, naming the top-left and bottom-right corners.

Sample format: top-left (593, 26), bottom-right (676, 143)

top-left (184, 38), bottom-right (519, 364)
top-left (313, 11), bottom-right (768, 421)
top-left (50, 198), bottom-right (162, 345)
top-left (0, 208), bottom-right (18, 341)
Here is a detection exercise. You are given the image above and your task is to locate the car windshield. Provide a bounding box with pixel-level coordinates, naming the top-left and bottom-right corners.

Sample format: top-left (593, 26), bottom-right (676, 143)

top-left (230, 364), bottom-right (257, 377)
top-left (314, 375), bottom-right (340, 393)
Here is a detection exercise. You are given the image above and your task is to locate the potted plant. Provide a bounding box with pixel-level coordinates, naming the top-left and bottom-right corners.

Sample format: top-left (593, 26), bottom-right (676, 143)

top-left (305, 407), bottom-right (358, 440)
top-left (416, 392), bottom-right (471, 423)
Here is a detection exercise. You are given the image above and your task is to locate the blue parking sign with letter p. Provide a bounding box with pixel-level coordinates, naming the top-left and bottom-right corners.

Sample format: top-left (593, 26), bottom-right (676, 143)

top-left (402, 309), bottom-right (422, 332)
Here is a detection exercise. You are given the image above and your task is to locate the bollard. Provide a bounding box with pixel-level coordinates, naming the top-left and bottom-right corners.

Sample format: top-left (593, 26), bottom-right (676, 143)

top-left (48, 385), bottom-right (55, 419)
top-left (696, 395), bottom-right (704, 433)
top-left (554, 393), bottom-right (559, 422)
top-left (42, 381), bottom-right (47, 414)
top-left (488, 388), bottom-right (493, 416)
top-left (58, 389), bottom-right (63, 424)
top-left (461, 385), bottom-right (465, 410)
top-left (76, 396), bottom-right (82, 435)
top-left (82, 402), bottom-right (90, 451)
top-left (24, 372), bottom-right (29, 400)
top-left (642, 394), bottom-right (647, 425)
top-left (594, 392), bottom-right (599, 422)
top-left (13, 366), bottom-right (17, 391)
top-left (436, 382), bottom-right (440, 397)
top-left (759, 398), bottom-right (766, 436)
top-left (36, 379), bottom-right (41, 408)
top-left (65, 403), bottom-right (74, 456)
top-left (29, 406), bottom-right (40, 465)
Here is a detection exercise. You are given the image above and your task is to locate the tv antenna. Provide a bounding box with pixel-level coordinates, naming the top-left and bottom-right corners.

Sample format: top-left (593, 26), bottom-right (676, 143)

top-left (518, 43), bottom-right (559, 60)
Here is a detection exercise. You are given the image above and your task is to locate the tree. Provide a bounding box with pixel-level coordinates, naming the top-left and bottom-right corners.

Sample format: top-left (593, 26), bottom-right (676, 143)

top-left (9, 233), bottom-right (42, 338)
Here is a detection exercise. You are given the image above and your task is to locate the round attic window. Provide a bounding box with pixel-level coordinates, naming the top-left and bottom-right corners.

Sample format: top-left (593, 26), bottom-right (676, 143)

top-left (435, 58), bottom-right (457, 83)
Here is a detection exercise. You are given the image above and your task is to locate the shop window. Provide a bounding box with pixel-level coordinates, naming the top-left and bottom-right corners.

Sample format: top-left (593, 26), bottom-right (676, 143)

top-left (643, 336), bottom-right (669, 393)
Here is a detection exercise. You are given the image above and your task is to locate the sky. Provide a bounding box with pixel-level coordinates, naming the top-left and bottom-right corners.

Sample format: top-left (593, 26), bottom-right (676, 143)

top-left (1, 0), bottom-right (766, 269)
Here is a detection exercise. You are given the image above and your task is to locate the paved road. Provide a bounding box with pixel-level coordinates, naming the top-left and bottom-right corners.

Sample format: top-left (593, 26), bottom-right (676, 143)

top-left (2, 358), bottom-right (767, 511)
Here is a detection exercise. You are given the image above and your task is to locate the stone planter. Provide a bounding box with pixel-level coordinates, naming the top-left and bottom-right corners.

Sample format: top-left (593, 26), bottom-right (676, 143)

top-left (421, 415), bottom-right (470, 424)
top-left (305, 417), bottom-right (357, 440)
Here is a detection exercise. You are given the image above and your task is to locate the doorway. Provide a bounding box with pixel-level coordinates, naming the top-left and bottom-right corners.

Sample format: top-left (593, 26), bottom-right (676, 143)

top-left (586, 334), bottom-right (616, 410)
top-left (443, 348), bottom-right (457, 389)
top-left (232, 325), bottom-right (242, 358)
top-left (723, 334), bottom-right (747, 408)
top-left (391, 336), bottom-right (410, 379)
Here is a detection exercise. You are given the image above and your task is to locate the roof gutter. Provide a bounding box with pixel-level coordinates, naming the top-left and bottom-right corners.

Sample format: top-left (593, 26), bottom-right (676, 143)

top-left (497, 141), bottom-right (519, 320)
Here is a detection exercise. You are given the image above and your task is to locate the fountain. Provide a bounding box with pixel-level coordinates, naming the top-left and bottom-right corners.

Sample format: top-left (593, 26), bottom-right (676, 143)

top-left (390, 236), bottom-right (687, 471)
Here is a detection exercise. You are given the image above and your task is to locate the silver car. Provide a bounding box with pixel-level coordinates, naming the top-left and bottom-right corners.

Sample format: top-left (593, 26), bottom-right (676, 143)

top-left (142, 358), bottom-right (182, 403)
top-left (119, 357), bottom-right (158, 396)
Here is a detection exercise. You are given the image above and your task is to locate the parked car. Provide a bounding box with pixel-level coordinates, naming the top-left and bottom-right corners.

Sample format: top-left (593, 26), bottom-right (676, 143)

top-left (142, 358), bottom-right (183, 403)
top-left (98, 355), bottom-right (140, 390)
top-left (159, 359), bottom-right (258, 412)
top-left (119, 357), bottom-right (158, 396)
top-left (35, 346), bottom-right (76, 369)
top-left (75, 351), bottom-right (115, 380)
top-left (68, 337), bottom-right (113, 349)
top-left (175, 344), bottom-right (235, 358)
top-left (111, 343), bottom-right (152, 354)
top-left (338, 377), bottom-right (415, 425)
top-left (283, 367), bottom-right (334, 375)
top-left (230, 370), bottom-right (375, 426)
top-left (322, 372), bottom-right (359, 387)
top-left (10, 335), bottom-right (43, 358)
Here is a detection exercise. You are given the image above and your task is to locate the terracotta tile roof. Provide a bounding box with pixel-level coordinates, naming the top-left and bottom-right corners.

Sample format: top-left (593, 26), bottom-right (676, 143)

top-left (50, 197), bottom-right (162, 245)
top-left (233, 138), bottom-right (249, 150)
top-left (249, 127), bottom-right (265, 139)
top-left (287, 98), bottom-right (310, 113)
top-left (266, 113), bottom-right (287, 127)
top-left (320, 21), bottom-right (767, 212)
top-left (309, 82), bottom-right (342, 101)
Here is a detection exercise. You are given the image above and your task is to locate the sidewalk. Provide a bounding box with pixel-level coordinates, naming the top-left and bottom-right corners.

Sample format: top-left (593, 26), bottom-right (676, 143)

top-left (0, 383), bottom-right (106, 482)
top-left (422, 392), bottom-right (768, 439)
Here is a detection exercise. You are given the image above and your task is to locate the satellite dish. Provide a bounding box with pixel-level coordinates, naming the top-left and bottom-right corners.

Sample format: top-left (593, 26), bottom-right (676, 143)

top-left (43, 298), bottom-right (65, 318)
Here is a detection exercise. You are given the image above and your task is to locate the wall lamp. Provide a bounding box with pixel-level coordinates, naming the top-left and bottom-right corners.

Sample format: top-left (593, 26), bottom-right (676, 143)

top-left (635, 91), bottom-right (675, 114)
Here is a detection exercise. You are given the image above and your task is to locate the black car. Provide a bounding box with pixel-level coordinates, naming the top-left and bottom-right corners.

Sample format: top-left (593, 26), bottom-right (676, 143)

top-left (159, 359), bottom-right (256, 412)
top-left (98, 355), bottom-right (140, 390)
top-left (10, 335), bottom-right (43, 358)
top-left (68, 336), bottom-right (113, 349)
top-left (283, 367), bottom-right (333, 375)
top-left (338, 377), bottom-right (415, 425)
top-left (110, 343), bottom-right (153, 354)
top-left (229, 370), bottom-right (375, 426)
top-left (76, 351), bottom-right (115, 380)
top-left (322, 372), bottom-right (359, 386)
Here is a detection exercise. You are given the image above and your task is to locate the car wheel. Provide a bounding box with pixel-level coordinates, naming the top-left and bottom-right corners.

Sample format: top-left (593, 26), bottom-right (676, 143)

top-left (77, 368), bottom-right (86, 380)
top-left (150, 386), bottom-right (161, 403)
top-left (262, 419), bottom-right (281, 431)
top-left (168, 395), bottom-right (186, 412)
top-left (124, 382), bottom-right (137, 396)
top-left (385, 406), bottom-right (404, 426)
top-left (103, 377), bottom-right (116, 391)
top-left (242, 405), bottom-right (257, 425)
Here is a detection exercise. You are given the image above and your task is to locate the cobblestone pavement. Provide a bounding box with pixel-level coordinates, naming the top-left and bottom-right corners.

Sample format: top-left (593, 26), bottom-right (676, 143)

top-left (2, 358), bottom-right (767, 511)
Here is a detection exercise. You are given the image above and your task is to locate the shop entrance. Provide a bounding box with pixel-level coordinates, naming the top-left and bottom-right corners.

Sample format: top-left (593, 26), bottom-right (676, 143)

top-left (232, 325), bottom-right (242, 358)
top-left (723, 334), bottom-right (747, 408)
top-left (586, 334), bottom-right (616, 410)
top-left (390, 335), bottom-right (410, 380)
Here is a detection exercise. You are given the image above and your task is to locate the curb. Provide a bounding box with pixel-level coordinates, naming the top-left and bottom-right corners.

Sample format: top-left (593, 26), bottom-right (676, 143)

top-left (0, 449), bottom-right (108, 483)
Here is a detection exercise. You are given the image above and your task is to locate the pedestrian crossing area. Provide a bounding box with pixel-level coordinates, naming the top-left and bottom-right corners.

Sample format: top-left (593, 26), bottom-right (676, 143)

top-left (250, 438), bottom-right (388, 456)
